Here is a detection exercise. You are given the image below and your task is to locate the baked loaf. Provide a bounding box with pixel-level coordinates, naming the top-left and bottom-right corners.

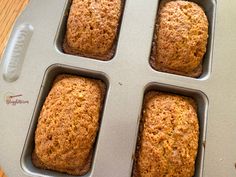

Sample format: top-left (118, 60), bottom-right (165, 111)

top-left (32, 75), bottom-right (105, 175)
top-left (133, 92), bottom-right (199, 177)
top-left (151, 0), bottom-right (209, 77)
top-left (63, 0), bottom-right (122, 60)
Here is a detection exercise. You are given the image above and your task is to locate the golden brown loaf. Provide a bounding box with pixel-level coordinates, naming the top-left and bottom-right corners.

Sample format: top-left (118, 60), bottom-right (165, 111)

top-left (63, 0), bottom-right (122, 60)
top-left (32, 75), bottom-right (105, 175)
top-left (151, 0), bottom-right (209, 77)
top-left (133, 92), bottom-right (199, 177)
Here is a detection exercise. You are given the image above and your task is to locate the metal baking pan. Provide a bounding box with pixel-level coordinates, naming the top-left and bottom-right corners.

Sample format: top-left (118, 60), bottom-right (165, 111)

top-left (1, 0), bottom-right (236, 177)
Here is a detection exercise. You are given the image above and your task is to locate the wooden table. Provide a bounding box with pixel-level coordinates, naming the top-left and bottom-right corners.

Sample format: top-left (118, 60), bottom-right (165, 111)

top-left (0, 0), bottom-right (29, 58)
top-left (0, 0), bottom-right (29, 174)
top-left (0, 167), bottom-right (7, 177)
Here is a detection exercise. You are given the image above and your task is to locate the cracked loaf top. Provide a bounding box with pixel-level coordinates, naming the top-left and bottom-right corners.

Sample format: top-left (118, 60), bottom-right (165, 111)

top-left (32, 74), bottom-right (105, 175)
top-left (151, 0), bottom-right (209, 77)
top-left (63, 0), bottom-right (122, 60)
top-left (133, 91), bottom-right (199, 177)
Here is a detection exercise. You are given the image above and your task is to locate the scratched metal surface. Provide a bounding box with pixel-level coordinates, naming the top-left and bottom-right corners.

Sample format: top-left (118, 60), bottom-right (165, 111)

top-left (0, 0), bottom-right (236, 177)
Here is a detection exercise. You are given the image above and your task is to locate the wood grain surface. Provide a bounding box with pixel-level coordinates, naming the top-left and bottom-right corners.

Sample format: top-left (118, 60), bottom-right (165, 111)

top-left (0, 0), bottom-right (29, 58)
top-left (0, 167), bottom-right (7, 177)
top-left (0, 0), bottom-right (29, 174)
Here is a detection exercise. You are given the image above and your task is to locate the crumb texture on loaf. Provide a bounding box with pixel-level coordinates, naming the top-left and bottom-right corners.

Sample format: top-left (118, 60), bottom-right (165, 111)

top-left (63, 0), bottom-right (122, 60)
top-left (151, 0), bottom-right (209, 77)
top-left (32, 74), bottom-right (105, 175)
top-left (133, 92), bottom-right (199, 177)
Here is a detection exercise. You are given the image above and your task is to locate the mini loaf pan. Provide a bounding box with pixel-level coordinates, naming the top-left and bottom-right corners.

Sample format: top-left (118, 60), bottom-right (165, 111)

top-left (0, 0), bottom-right (225, 177)
top-left (131, 83), bottom-right (208, 177)
top-left (150, 0), bottom-right (216, 79)
top-left (21, 0), bottom-right (214, 177)
top-left (21, 64), bottom-right (109, 177)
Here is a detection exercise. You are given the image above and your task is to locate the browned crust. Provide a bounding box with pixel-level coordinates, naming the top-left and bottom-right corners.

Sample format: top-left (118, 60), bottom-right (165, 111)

top-left (150, 42), bottom-right (203, 78)
top-left (150, 0), bottom-right (208, 78)
top-left (32, 74), bottom-right (106, 175)
top-left (133, 91), bottom-right (199, 177)
top-left (63, 0), bottom-right (124, 61)
top-left (32, 150), bottom-right (92, 176)
top-left (63, 37), bottom-right (115, 61)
